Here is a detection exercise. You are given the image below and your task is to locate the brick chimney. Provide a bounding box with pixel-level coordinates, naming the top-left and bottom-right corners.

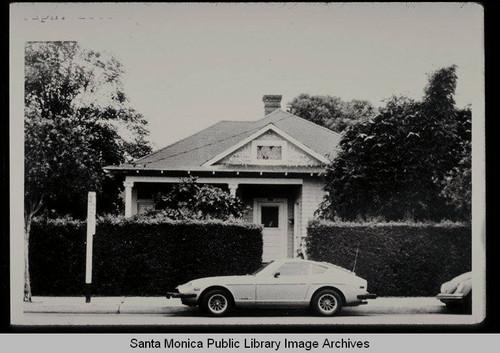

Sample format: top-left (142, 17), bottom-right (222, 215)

top-left (263, 95), bottom-right (282, 116)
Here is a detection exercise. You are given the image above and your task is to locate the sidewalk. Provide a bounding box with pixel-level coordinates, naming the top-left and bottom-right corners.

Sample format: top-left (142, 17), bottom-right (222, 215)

top-left (24, 296), bottom-right (446, 315)
top-left (24, 296), bottom-right (187, 315)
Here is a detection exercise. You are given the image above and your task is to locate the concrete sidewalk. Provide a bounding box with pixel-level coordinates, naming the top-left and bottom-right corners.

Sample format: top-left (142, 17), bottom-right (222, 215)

top-left (24, 296), bottom-right (187, 315)
top-left (24, 296), bottom-right (447, 315)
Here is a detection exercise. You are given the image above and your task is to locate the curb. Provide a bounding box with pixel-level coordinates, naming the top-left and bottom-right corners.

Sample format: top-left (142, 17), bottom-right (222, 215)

top-left (24, 297), bottom-right (187, 314)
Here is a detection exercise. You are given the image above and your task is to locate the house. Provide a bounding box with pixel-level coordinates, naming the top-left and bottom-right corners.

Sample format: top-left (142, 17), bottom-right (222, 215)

top-left (105, 95), bottom-right (341, 262)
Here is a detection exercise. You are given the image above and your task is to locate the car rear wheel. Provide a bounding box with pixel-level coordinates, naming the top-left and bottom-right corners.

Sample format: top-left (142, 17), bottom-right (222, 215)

top-left (201, 289), bottom-right (233, 316)
top-left (311, 289), bottom-right (343, 316)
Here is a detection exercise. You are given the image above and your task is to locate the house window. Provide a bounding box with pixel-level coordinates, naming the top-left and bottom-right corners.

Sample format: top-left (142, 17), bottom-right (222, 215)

top-left (261, 206), bottom-right (279, 228)
top-left (251, 140), bottom-right (287, 164)
top-left (137, 202), bottom-right (154, 214)
top-left (257, 145), bottom-right (282, 160)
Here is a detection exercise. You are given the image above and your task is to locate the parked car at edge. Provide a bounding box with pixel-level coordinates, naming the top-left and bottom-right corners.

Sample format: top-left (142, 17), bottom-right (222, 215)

top-left (436, 271), bottom-right (472, 311)
top-left (166, 258), bottom-right (377, 316)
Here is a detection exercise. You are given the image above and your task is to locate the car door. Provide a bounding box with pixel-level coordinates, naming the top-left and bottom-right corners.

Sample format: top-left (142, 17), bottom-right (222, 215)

top-left (255, 262), bottom-right (311, 305)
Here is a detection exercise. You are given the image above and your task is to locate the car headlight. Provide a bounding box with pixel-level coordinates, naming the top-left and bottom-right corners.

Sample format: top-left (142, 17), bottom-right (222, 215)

top-left (177, 281), bottom-right (192, 293)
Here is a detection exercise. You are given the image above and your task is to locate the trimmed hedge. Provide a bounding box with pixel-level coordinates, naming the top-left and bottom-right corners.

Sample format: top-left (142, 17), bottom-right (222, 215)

top-left (30, 218), bottom-right (263, 296)
top-left (30, 219), bottom-right (87, 296)
top-left (306, 220), bottom-right (471, 296)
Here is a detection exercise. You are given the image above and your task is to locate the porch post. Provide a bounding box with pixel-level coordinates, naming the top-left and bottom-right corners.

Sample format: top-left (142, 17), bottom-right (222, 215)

top-left (228, 182), bottom-right (239, 198)
top-left (124, 180), bottom-right (134, 218)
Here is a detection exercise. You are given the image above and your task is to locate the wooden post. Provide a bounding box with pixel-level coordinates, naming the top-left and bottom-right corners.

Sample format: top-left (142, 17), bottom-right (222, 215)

top-left (85, 191), bottom-right (96, 303)
top-left (124, 181), bottom-right (133, 218)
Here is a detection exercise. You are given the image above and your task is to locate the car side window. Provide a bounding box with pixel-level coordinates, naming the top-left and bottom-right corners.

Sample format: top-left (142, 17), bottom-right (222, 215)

top-left (311, 264), bottom-right (328, 274)
top-left (276, 262), bottom-right (311, 276)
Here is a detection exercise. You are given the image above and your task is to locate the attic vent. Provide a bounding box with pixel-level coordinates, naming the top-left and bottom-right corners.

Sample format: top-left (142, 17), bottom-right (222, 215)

top-left (263, 95), bottom-right (282, 116)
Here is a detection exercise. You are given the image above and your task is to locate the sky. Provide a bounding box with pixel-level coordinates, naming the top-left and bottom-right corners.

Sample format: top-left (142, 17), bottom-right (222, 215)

top-left (11, 2), bottom-right (484, 149)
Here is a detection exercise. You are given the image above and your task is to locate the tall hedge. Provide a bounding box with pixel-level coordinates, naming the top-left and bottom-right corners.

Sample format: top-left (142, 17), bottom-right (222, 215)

top-left (306, 220), bottom-right (471, 296)
top-left (29, 218), bottom-right (263, 296)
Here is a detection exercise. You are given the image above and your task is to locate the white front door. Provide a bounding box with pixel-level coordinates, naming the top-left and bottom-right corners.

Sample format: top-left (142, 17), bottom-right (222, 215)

top-left (254, 199), bottom-right (288, 262)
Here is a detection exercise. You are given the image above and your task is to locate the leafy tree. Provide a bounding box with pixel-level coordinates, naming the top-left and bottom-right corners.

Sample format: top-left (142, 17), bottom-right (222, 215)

top-left (318, 66), bottom-right (471, 222)
top-left (287, 94), bottom-right (375, 133)
top-left (24, 41), bottom-right (152, 301)
top-left (151, 177), bottom-right (245, 221)
top-left (440, 108), bottom-right (472, 220)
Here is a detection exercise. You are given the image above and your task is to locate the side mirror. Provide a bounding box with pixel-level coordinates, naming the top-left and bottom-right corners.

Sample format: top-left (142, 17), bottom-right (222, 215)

top-left (274, 272), bottom-right (280, 278)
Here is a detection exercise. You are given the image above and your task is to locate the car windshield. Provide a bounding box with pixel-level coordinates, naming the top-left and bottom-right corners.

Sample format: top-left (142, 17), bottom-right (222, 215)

top-left (250, 261), bottom-right (274, 275)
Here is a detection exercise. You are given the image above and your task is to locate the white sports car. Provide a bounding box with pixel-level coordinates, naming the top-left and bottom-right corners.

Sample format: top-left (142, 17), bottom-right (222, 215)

top-left (166, 258), bottom-right (376, 316)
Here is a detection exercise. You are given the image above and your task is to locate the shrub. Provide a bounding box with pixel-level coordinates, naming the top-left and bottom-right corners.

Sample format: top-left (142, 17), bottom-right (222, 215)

top-left (152, 176), bottom-right (245, 220)
top-left (306, 220), bottom-right (471, 296)
top-left (29, 217), bottom-right (262, 296)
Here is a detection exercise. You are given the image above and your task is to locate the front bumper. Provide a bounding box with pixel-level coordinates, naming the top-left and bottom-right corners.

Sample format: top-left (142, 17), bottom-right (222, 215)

top-left (166, 291), bottom-right (198, 306)
top-left (165, 292), bottom-right (197, 299)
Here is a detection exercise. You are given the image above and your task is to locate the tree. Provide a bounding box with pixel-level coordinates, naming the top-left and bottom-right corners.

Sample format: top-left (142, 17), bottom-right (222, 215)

top-left (318, 66), bottom-right (471, 222)
top-left (24, 41), bottom-right (152, 301)
top-left (287, 94), bottom-right (375, 133)
top-left (151, 177), bottom-right (245, 221)
top-left (440, 108), bottom-right (472, 220)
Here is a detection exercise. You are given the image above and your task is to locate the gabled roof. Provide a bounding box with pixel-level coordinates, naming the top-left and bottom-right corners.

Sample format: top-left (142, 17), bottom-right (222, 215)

top-left (106, 109), bottom-right (341, 172)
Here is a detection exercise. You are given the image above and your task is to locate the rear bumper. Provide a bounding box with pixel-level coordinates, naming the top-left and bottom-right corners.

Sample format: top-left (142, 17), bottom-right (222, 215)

top-left (357, 293), bottom-right (377, 300)
top-left (437, 293), bottom-right (465, 302)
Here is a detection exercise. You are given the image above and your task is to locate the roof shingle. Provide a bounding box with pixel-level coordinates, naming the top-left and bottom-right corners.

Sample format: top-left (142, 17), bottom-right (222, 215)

top-left (110, 109), bottom-right (341, 171)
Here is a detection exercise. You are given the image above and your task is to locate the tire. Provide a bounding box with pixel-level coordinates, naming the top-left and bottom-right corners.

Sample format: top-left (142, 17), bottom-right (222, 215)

top-left (201, 289), bottom-right (233, 316)
top-left (311, 289), bottom-right (343, 316)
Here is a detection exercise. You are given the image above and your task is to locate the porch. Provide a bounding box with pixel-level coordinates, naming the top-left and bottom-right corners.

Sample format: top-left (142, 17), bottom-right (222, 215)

top-left (122, 175), bottom-right (324, 262)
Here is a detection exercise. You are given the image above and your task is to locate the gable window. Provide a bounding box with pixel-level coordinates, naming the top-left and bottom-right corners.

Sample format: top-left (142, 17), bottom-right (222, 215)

top-left (251, 140), bottom-right (287, 164)
top-left (257, 145), bottom-right (282, 160)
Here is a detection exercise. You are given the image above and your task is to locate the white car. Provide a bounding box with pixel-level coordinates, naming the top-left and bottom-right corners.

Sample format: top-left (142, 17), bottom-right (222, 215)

top-left (166, 258), bottom-right (376, 316)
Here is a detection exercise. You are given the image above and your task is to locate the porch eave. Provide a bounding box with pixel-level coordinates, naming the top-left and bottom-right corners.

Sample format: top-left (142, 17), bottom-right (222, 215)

top-left (104, 165), bottom-right (326, 177)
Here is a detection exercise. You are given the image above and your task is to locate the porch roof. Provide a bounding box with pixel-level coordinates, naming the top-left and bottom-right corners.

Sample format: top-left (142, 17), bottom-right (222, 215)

top-left (105, 164), bottom-right (326, 176)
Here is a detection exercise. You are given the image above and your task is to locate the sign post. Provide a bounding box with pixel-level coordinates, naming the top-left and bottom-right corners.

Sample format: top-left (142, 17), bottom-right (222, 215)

top-left (85, 191), bottom-right (96, 303)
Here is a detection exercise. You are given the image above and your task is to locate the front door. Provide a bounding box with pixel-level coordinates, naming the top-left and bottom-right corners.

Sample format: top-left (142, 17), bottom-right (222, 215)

top-left (254, 199), bottom-right (288, 262)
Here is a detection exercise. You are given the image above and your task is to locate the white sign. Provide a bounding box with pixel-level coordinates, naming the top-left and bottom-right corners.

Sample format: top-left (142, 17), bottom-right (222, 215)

top-left (85, 191), bottom-right (96, 284)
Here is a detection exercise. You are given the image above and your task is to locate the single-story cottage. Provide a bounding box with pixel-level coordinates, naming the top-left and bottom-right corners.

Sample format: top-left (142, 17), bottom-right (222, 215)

top-left (105, 95), bottom-right (341, 262)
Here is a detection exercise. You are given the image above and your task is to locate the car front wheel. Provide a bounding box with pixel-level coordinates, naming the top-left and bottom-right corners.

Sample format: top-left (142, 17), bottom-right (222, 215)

top-left (311, 289), bottom-right (343, 316)
top-left (201, 289), bottom-right (233, 316)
